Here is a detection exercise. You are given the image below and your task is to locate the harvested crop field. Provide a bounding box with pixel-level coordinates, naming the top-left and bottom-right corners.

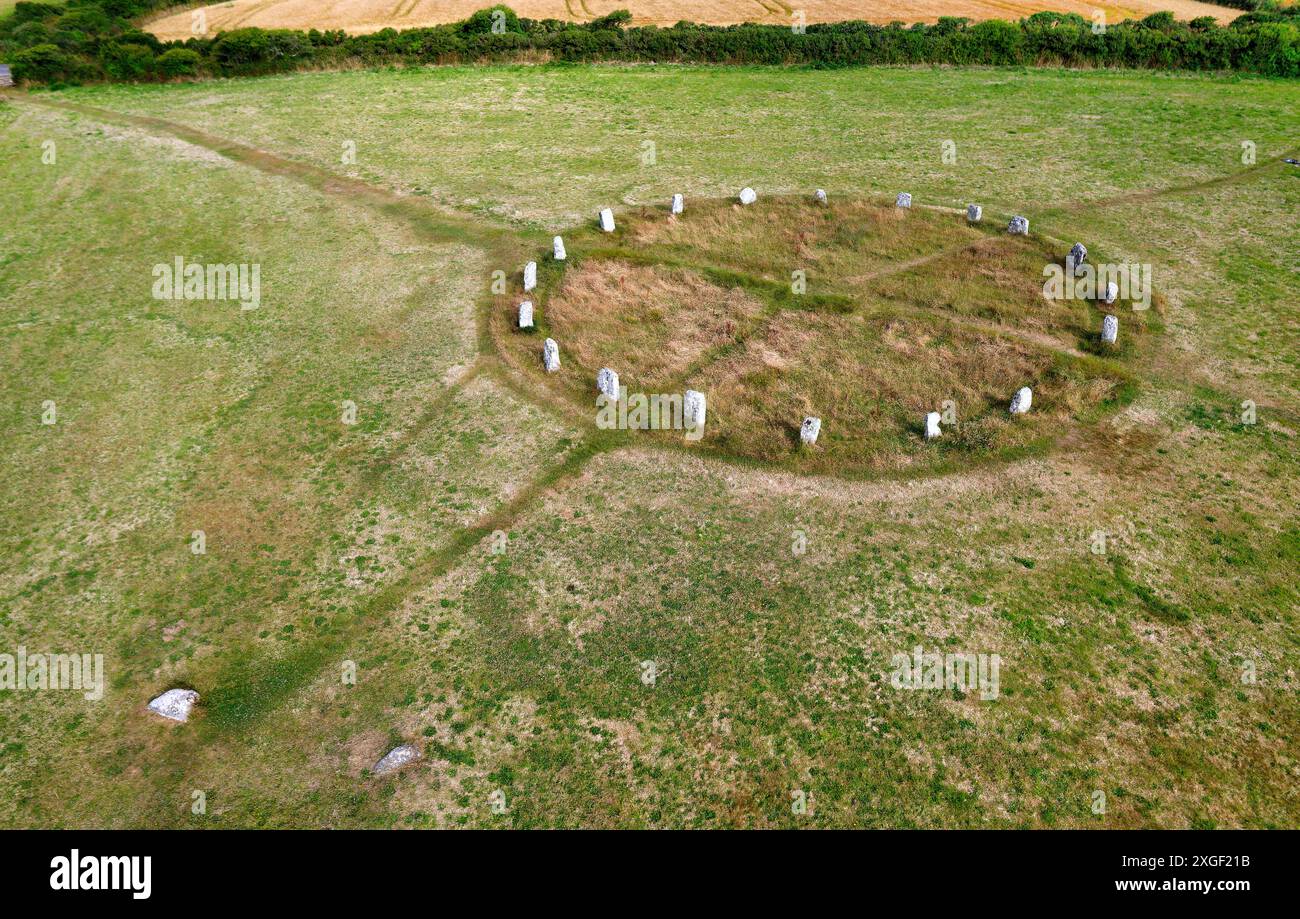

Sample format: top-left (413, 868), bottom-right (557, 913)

top-left (145, 0), bottom-right (1241, 41)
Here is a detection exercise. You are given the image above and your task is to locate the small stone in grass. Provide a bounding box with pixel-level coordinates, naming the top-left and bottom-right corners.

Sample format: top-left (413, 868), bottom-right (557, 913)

top-left (967, 204), bottom-right (982, 223)
top-left (517, 300), bottom-right (533, 329)
top-left (598, 208), bottom-right (615, 232)
top-left (814, 189), bottom-right (828, 204)
top-left (800, 416), bottom-right (821, 445)
top-left (1068, 243), bottom-right (1087, 275)
top-left (1007, 215), bottom-right (1029, 235)
top-left (1102, 314), bottom-right (1119, 344)
top-left (684, 389), bottom-right (707, 436)
top-left (373, 744), bottom-right (420, 777)
top-left (596, 367), bottom-right (619, 400)
top-left (738, 187), bottom-right (757, 205)
top-left (543, 338), bottom-right (560, 373)
top-left (523, 261), bottom-right (537, 292)
top-left (148, 688), bottom-right (198, 722)
top-left (925, 412), bottom-right (942, 440)
top-left (671, 194), bottom-right (684, 215)
top-left (896, 193), bottom-right (912, 208)
top-left (552, 236), bottom-right (566, 261)
top-left (1010, 386), bottom-right (1033, 415)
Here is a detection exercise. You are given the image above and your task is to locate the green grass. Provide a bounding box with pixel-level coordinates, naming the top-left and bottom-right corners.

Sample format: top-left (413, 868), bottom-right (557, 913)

top-left (2, 63), bottom-right (1298, 828)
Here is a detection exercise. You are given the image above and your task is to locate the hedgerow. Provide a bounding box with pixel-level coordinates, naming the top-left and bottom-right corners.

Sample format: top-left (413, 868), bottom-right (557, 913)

top-left (2, 3), bottom-right (1298, 85)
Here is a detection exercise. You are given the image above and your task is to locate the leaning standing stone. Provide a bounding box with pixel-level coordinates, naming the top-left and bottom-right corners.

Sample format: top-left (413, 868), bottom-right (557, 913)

top-left (671, 194), bottom-right (684, 215)
top-left (814, 189), bottom-right (828, 204)
top-left (523, 261), bottom-right (537, 292)
top-left (373, 744), bottom-right (420, 776)
top-left (596, 367), bottom-right (619, 400)
top-left (599, 208), bottom-right (615, 232)
top-left (148, 688), bottom-right (198, 722)
top-left (1007, 216), bottom-right (1029, 235)
top-left (739, 187), bottom-right (757, 205)
top-left (967, 204), bottom-right (982, 223)
top-left (896, 193), bottom-right (912, 208)
top-left (1102, 281), bottom-right (1118, 305)
top-left (543, 338), bottom-right (560, 373)
top-left (1101, 314), bottom-right (1119, 344)
top-left (1068, 243), bottom-right (1087, 275)
top-left (684, 389), bottom-right (707, 434)
top-left (800, 416), bottom-right (821, 445)
top-left (925, 412), bottom-right (942, 440)
top-left (552, 236), bottom-right (566, 261)
top-left (517, 300), bottom-right (534, 329)
top-left (1010, 386), bottom-right (1033, 415)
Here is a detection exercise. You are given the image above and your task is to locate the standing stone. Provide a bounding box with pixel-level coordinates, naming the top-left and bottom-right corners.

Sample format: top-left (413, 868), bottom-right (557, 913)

top-left (671, 194), bottom-right (684, 215)
top-left (1010, 386), bottom-right (1033, 415)
top-left (967, 204), bottom-right (982, 223)
top-left (1101, 314), bottom-right (1119, 345)
top-left (517, 300), bottom-right (534, 329)
top-left (739, 187), bottom-right (757, 205)
top-left (896, 193), bottom-right (912, 208)
top-left (814, 189), bottom-right (828, 205)
top-left (1007, 216), bottom-right (1029, 235)
top-left (800, 416), bottom-right (822, 445)
top-left (1102, 281), bottom-right (1119, 305)
top-left (684, 389), bottom-right (707, 434)
top-left (552, 236), bottom-right (566, 261)
top-left (1068, 243), bottom-right (1087, 276)
top-left (598, 208), bottom-right (615, 232)
top-left (373, 744), bottom-right (420, 776)
top-left (596, 367), bottom-right (619, 400)
top-left (523, 261), bottom-right (537, 292)
top-left (543, 338), bottom-right (560, 373)
top-left (148, 688), bottom-right (198, 722)
top-left (925, 411), bottom-right (942, 440)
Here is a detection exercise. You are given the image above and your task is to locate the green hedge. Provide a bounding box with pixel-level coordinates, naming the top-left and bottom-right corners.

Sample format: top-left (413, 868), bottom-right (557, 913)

top-left (3, 3), bottom-right (1298, 85)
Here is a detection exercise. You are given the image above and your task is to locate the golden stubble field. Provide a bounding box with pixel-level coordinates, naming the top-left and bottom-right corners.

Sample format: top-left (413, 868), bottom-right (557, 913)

top-left (147, 0), bottom-right (1240, 41)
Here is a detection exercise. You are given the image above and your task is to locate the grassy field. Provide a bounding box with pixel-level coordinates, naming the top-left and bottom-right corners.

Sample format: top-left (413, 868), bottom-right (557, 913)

top-left (143, 0), bottom-right (1241, 42)
top-left (1, 64), bottom-right (1298, 828)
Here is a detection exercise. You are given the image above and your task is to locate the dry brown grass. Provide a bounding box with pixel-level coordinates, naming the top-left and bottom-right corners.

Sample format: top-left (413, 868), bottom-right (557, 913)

top-left (538, 258), bottom-right (767, 389)
top-left (146, 0), bottom-right (1240, 41)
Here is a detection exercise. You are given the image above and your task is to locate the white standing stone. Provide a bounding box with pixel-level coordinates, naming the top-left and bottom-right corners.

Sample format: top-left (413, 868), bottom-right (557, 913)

top-left (517, 300), bottom-right (534, 329)
top-left (542, 338), bottom-right (560, 373)
top-left (1007, 215), bottom-right (1029, 235)
top-left (148, 688), bottom-right (198, 723)
top-left (1010, 386), bottom-right (1033, 415)
top-left (738, 187), bottom-right (757, 205)
top-left (684, 389), bottom-right (707, 434)
top-left (523, 261), bottom-right (537, 292)
top-left (896, 193), bottom-right (912, 208)
top-left (967, 204), bottom-right (982, 223)
top-left (1102, 280), bottom-right (1119, 305)
top-left (800, 416), bottom-right (821, 445)
top-left (1101, 314), bottom-right (1119, 345)
top-left (552, 236), bottom-right (566, 261)
top-left (373, 744), bottom-right (420, 776)
top-left (925, 411), bottom-right (942, 440)
top-left (671, 193), bottom-right (684, 215)
top-left (814, 189), bottom-right (828, 204)
top-left (1068, 243), bottom-right (1087, 276)
top-left (596, 367), bottom-right (619, 400)
top-left (598, 208), bottom-right (615, 232)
